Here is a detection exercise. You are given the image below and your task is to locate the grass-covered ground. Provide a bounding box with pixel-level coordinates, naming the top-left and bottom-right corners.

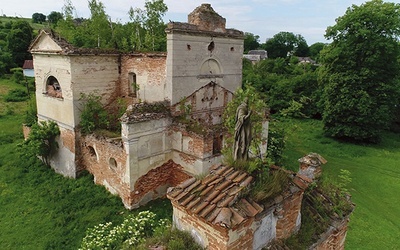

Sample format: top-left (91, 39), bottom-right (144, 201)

top-left (279, 118), bottom-right (400, 249)
top-left (1, 76), bottom-right (399, 249)
top-left (0, 78), bottom-right (172, 249)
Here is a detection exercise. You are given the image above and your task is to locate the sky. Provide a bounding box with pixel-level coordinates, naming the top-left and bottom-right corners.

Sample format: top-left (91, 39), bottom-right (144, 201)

top-left (1, 0), bottom-right (400, 44)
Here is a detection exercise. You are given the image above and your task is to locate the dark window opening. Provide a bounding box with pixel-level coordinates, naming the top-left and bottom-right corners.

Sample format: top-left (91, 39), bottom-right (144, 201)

top-left (129, 72), bottom-right (137, 98)
top-left (87, 146), bottom-right (97, 160)
top-left (230, 47), bottom-right (234, 51)
top-left (187, 44), bottom-right (191, 50)
top-left (46, 76), bottom-right (63, 98)
top-left (208, 41), bottom-right (215, 52)
top-left (213, 133), bottom-right (223, 155)
top-left (109, 157), bottom-right (117, 171)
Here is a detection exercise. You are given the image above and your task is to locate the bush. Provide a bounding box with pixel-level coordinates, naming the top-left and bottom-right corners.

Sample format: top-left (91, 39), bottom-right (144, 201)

top-left (24, 96), bottom-right (37, 127)
top-left (10, 67), bottom-right (24, 84)
top-left (266, 118), bottom-right (286, 165)
top-left (137, 227), bottom-right (204, 250)
top-left (21, 120), bottom-right (60, 166)
top-left (79, 93), bottom-right (109, 134)
top-left (80, 211), bottom-right (169, 250)
top-left (4, 88), bottom-right (28, 102)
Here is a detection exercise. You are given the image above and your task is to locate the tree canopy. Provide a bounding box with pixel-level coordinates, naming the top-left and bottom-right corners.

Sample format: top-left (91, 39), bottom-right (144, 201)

top-left (244, 32), bottom-right (260, 53)
top-left (55, 0), bottom-right (167, 51)
top-left (32, 13), bottom-right (46, 23)
top-left (319, 0), bottom-right (400, 142)
top-left (263, 32), bottom-right (309, 58)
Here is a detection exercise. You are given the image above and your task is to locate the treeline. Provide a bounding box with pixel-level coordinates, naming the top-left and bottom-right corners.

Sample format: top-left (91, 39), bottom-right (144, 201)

top-left (54, 0), bottom-right (168, 51)
top-left (244, 0), bottom-right (400, 143)
top-left (0, 20), bottom-right (33, 74)
top-left (244, 31), bottom-right (325, 61)
top-left (0, 0), bottom-right (168, 74)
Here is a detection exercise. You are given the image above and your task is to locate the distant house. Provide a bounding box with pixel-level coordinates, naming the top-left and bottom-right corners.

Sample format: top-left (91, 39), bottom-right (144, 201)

top-left (243, 50), bottom-right (268, 63)
top-left (22, 60), bottom-right (34, 77)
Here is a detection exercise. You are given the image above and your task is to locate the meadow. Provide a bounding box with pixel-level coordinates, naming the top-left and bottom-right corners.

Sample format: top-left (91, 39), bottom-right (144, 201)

top-left (0, 78), bottom-right (171, 249)
top-left (280, 118), bottom-right (400, 249)
top-left (0, 77), bottom-right (399, 249)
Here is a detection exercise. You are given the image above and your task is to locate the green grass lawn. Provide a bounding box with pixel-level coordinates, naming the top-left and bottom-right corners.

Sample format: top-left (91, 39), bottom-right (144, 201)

top-left (1, 75), bottom-right (399, 249)
top-left (0, 78), bottom-right (172, 249)
top-left (280, 118), bottom-right (400, 249)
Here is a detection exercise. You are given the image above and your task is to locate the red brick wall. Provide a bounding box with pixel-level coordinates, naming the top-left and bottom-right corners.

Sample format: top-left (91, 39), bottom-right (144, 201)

top-left (120, 54), bottom-right (166, 99)
top-left (79, 135), bottom-right (131, 205)
top-left (315, 218), bottom-right (349, 250)
top-left (275, 190), bottom-right (304, 239)
top-left (130, 160), bottom-right (191, 207)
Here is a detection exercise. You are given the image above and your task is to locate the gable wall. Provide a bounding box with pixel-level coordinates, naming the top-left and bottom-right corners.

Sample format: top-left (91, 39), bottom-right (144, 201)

top-left (166, 33), bottom-right (243, 105)
top-left (33, 54), bottom-right (75, 127)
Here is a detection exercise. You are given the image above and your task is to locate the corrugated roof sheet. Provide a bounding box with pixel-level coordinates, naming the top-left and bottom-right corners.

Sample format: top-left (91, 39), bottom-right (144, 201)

top-left (22, 60), bottom-right (33, 69)
top-left (167, 164), bottom-right (264, 228)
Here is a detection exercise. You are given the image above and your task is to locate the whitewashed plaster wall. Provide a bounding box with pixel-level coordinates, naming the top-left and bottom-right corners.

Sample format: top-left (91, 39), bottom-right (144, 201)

top-left (69, 55), bottom-right (120, 125)
top-left (166, 33), bottom-right (243, 105)
top-left (121, 118), bottom-right (172, 190)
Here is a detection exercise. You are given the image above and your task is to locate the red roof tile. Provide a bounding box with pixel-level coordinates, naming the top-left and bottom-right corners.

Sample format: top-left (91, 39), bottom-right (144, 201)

top-left (167, 164), bottom-right (264, 229)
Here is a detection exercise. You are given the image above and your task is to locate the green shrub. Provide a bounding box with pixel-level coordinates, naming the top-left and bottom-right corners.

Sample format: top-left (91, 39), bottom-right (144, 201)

top-left (137, 227), bottom-right (204, 250)
top-left (79, 93), bottom-right (109, 134)
top-left (266, 118), bottom-right (286, 165)
top-left (21, 120), bottom-right (60, 166)
top-left (24, 95), bottom-right (37, 126)
top-left (4, 88), bottom-right (28, 102)
top-left (80, 211), bottom-right (169, 250)
top-left (10, 67), bottom-right (24, 84)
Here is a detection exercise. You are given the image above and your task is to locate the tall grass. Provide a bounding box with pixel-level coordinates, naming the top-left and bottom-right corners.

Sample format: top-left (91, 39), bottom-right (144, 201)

top-left (0, 77), bottom-right (172, 249)
top-left (280, 118), bottom-right (400, 249)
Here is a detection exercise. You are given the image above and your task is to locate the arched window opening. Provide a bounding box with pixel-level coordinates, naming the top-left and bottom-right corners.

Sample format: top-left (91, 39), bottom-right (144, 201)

top-left (109, 157), bottom-right (117, 171)
top-left (129, 72), bottom-right (137, 98)
top-left (46, 76), bottom-right (63, 98)
top-left (87, 146), bottom-right (98, 161)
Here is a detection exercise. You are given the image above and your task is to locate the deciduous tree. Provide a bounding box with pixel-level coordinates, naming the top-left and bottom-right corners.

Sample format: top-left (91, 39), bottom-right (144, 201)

top-left (32, 13), bottom-right (46, 23)
top-left (319, 0), bottom-right (400, 142)
top-left (263, 32), bottom-right (309, 58)
top-left (244, 32), bottom-right (260, 53)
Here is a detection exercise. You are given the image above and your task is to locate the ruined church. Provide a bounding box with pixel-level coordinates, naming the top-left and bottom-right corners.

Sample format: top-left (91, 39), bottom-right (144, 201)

top-left (28, 4), bottom-right (351, 249)
top-left (28, 4), bottom-right (258, 208)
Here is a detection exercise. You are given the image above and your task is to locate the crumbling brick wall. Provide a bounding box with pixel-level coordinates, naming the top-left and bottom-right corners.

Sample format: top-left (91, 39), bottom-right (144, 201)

top-left (79, 135), bottom-right (130, 205)
top-left (130, 160), bottom-right (191, 208)
top-left (312, 217), bottom-right (350, 250)
top-left (120, 53), bottom-right (167, 102)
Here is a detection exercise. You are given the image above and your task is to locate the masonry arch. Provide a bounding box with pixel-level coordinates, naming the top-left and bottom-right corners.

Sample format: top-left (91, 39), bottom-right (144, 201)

top-left (199, 58), bottom-right (222, 76)
top-left (45, 75), bottom-right (63, 98)
top-left (87, 145), bottom-right (98, 162)
top-left (109, 157), bottom-right (118, 172)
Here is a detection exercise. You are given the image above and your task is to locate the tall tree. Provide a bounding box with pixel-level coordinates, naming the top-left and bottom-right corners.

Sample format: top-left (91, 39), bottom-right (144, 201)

top-left (32, 13), bottom-right (46, 23)
top-left (7, 20), bottom-right (33, 67)
top-left (143, 0), bottom-right (168, 51)
top-left (47, 11), bottom-right (63, 26)
top-left (309, 42), bottom-right (325, 61)
top-left (244, 32), bottom-right (260, 53)
top-left (263, 32), bottom-right (309, 58)
top-left (319, 0), bottom-right (400, 142)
